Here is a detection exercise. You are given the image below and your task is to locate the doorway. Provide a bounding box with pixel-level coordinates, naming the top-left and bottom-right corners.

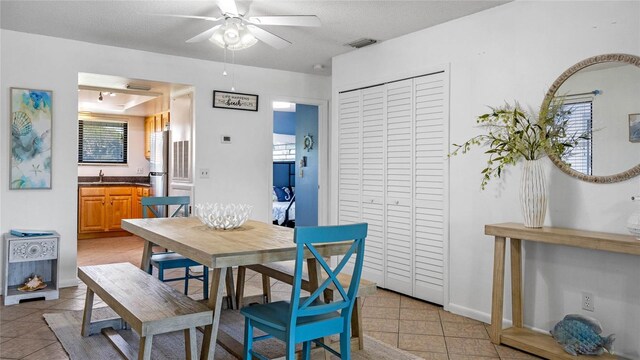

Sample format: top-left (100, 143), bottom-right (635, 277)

top-left (272, 101), bottom-right (321, 227)
top-left (76, 73), bottom-right (193, 247)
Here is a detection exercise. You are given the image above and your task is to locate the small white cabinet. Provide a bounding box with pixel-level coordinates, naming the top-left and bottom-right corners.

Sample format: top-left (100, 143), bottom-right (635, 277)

top-left (3, 232), bottom-right (60, 305)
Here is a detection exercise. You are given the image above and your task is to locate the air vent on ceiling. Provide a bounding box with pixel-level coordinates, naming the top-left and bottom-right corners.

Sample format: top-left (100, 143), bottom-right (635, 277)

top-left (126, 83), bottom-right (152, 91)
top-left (345, 38), bottom-right (378, 49)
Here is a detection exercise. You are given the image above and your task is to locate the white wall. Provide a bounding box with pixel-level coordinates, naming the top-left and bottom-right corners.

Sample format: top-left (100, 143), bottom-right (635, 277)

top-left (332, 1), bottom-right (640, 357)
top-left (1, 30), bottom-right (330, 292)
top-left (77, 114), bottom-right (148, 177)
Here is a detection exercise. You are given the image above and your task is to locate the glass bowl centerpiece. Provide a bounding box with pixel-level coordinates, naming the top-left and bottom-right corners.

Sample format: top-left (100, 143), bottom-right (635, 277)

top-left (195, 203), bottom-right (253, 230)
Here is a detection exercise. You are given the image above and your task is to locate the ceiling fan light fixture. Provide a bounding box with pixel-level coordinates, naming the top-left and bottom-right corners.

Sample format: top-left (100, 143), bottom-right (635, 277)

top-left (210, 19), bottom-right (257, 51)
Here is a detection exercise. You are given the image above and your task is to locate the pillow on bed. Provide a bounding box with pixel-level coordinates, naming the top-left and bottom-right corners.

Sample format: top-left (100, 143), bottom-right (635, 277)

top-left (272, 187), bottom-right (278, 202)
top-left (274, 186), bottom-right (292, 202)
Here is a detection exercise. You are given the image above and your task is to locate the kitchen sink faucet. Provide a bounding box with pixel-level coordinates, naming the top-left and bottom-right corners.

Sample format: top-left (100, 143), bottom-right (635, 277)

top-left (99, 169), bottom-right (104, 183)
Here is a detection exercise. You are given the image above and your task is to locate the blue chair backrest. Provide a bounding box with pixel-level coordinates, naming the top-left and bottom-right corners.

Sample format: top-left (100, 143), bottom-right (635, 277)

top-left (288, 223), bottom-right (368, 325)
top-left (141, 196), bottom-right (190, 218)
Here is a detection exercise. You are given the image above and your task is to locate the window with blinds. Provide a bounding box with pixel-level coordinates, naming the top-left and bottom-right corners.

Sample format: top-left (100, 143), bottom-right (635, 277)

top-left (78, 120), bottom-right (128, 164)
top-left (561, 101), bottom-right (592, 175)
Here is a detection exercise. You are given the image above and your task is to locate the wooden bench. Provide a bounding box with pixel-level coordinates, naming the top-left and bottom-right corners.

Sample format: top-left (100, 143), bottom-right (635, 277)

top-left (235, 261), bottom-right (377, 350)
top-left (78, 262), bottom-right (213, 360)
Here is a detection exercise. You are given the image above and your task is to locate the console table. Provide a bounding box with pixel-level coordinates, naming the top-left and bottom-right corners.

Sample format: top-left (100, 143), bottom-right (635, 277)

top-left (486, 223), bottom-right (639, 360)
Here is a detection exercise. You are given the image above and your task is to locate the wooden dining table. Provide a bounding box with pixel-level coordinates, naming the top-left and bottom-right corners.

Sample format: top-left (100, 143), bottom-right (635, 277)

top-left (121, 217), bottom-right (353, 360)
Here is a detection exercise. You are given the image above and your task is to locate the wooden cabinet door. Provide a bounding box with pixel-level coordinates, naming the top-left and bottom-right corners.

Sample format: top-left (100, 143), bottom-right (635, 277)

top-left (162, 111), bottom-right (170, 129)
top-left (79, 196), bottom-right (106, 233)
top-left (107, 194), bottom-right (132, 231)
top-left (144, 116), bottom-right (153, 160)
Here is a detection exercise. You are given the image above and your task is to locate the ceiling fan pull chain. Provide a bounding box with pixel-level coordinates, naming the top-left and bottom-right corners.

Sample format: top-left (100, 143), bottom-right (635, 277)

top-left (223, 46), bottom-right (228, 76)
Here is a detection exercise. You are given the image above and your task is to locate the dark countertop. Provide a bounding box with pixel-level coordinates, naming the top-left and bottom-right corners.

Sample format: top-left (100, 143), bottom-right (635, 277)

top-left (78, 182), bottom-right (152, 187)
top-left (78, 176), bottom-right (151, 187)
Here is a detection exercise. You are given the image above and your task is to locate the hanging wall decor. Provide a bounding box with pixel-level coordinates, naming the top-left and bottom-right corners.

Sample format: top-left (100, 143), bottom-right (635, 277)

top-left (213, 90), bottom-right (258, 111)
top-left (10, 88), bottom-right (53, 189)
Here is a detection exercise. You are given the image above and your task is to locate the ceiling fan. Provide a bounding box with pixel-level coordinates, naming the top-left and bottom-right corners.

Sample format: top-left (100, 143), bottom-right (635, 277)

top-left (157, 0), bottom-right (321, 50)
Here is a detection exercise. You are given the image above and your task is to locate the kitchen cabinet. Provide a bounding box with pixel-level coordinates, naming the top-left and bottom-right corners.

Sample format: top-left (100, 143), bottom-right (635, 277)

top-left (144, 111), bottom-right (170, 160)
top-left (79, 186), bottom-right (150, 238)
top-left (132, 186), bottom-right (151, 219)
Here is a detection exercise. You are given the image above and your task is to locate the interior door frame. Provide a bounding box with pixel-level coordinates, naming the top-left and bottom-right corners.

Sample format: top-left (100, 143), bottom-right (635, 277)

top-left (270, 97), bottom-right (329, 226)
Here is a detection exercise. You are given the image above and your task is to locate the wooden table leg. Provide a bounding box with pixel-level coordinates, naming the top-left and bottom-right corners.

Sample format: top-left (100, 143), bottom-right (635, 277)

top-left (235, 266), bottom-right (246, 309)
top-left (490, 236), bottom-right (506, 344)
top-left (81, 288), bottom-right (95, 337)
top-left (225, 267), bottom-right (237, 310)
top-left (140, 240), bottom-right (153, 272)
top-left (201, 267), bottom-right (227, 360)
top-left (510, 238), bottom-right (523, 328)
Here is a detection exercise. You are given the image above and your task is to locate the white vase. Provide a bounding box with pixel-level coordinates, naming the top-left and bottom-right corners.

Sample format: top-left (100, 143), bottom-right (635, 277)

top-left (627, 196), bottom-right (640, 239)
top-left (520, 159), bottom-right (547, 228)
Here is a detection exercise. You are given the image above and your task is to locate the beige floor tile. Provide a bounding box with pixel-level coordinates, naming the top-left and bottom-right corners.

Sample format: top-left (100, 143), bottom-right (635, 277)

top-left (361, 318), bottom-right (399, 333)
top-left (0, 319), bottom-right (43, 338)
top-left (363, 295), bottom-right (400, 308)
top-left (0, 307), bottom-right (38, 322)
top-left (399, 320), bottom-right (444, 336)
top-left (367, 331), bottom-right (398, 347)
top-left (366, 289), bottom-right (401, 299)
top-left (0, 337), bottom-right (56, 359)
top-left (439, 310), bottom-right (482, 324)
top-left (448, 355), bottom-right (499, 360)
top-left (407, 350), bottom-right (450, 360)
top-left (442, 322), bottom-right (489, 339)
top-left (21, 323), bottom-right (58, 341)
top-left (1, 337), bottom-right (12, 344)
top-left (361, 306), bottom-right (400, 320)
top-left (22, 342), bottom-right (69, 360)
top-left (445, 338), bottom-right (499, 357)
top-left (400, 308), bottom-right (440, 322)
top-left (58, 287), bottom-right (87, 299)
top-left (398, 334), bottom-right (447, 353)
top-left (401, 296), bottom-right (442, 311)
top-left (494, 345), bottom-right (542, 359)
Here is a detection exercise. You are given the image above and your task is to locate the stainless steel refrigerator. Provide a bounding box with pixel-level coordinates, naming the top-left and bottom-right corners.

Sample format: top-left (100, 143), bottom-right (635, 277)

top-left (150, 130), bottom-right (169, 216)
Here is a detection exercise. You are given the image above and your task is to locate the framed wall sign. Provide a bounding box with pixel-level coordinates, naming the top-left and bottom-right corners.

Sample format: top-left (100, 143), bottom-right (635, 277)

top-left (10, 88), bottom-right (53, 189)
top-left (213, 90), bottom-right (259, 112)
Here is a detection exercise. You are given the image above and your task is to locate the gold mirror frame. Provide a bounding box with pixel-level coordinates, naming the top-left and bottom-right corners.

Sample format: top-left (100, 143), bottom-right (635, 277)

top-left (541, 53), bottom-right (640, 184)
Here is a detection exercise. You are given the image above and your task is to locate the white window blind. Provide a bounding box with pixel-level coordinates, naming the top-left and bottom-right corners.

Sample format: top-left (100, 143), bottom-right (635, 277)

top-left (561, 101), bottom-right (592, 175)
top-left (78, 120), bottom-right (128, 164)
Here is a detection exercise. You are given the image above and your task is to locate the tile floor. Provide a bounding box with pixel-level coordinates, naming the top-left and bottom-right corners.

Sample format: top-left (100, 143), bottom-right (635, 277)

top-left (0, 235), bottom-right (539, 359)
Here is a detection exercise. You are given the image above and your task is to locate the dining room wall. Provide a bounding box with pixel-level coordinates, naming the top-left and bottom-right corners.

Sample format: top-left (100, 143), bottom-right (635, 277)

top-left (331, 0), bottom-right (640, 357)
top-left (0, 29), bottom-right (330, 291)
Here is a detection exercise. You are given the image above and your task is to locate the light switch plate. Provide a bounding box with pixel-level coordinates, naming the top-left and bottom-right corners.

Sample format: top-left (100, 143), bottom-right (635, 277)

top-left (221, 135), bottom-right (232, 143)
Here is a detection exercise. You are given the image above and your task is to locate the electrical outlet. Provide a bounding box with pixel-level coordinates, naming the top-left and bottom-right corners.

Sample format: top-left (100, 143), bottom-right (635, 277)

top-left (199, 168), bottom-right (210, 179)
top-left (136, 167), bottom-right (144, 174)
top-left (582, 292), bottom-right (594, 312)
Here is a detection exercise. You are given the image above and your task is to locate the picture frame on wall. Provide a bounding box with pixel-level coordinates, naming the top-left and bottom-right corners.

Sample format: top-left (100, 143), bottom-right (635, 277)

top-left (10, 88), bottom-right (53, 189)
top-left (630, 113), bottom-right (640, 143)
top-left (213, 90), bottom-right (259, 112)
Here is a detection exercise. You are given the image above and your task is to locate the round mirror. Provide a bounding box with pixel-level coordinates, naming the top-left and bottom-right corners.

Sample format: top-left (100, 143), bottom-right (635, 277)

top-left (541, 54), bottom-right (640, 183)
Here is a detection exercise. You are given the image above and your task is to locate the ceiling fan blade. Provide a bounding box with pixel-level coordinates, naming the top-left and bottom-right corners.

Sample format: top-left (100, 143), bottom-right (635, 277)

top-left (217, 0), bottom-right (239, 16)
top-left (248, 15), bottom-right (321, 27)
top-left (148, 13), bottom-right (223, 22)
top-left (186, 25), bottom-right (221, 43)
top-left (246, 25), bottom-right (292, 49)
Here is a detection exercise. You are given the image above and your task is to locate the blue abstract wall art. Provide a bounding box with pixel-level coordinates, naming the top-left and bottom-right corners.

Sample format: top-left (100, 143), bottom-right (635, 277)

top-left (10, 88), bottom-right (52, 189)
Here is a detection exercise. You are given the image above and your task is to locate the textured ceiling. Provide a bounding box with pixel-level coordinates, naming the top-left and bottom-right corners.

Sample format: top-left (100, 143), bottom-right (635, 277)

top-left (1, 1), bottom-right (510, 75)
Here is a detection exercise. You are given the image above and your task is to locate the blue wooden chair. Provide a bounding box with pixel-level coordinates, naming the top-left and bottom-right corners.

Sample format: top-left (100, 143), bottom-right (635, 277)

top-left (142, 196), bottom-right (209, 299)
top-left (241, 223), bottom-right (368, 360)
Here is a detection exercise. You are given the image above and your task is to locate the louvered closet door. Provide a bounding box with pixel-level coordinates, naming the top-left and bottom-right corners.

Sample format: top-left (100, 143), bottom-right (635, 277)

top-left (360, 85), bottom-right (385, 286)
top-left (385, 79), bottom-right (414, 295)
top-left (413, 73), bottom-right (448, 304)
top-left (337, 91), bottom-right (362, 225)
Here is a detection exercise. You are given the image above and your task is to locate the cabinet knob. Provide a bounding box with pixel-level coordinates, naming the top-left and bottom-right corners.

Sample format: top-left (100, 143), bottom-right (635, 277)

top-left (102, 201), bottom-right (105, 205)
top-left (395, 200), bottom-right (399, 205)
top-left (371, 199), bottom-right (374, 203)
